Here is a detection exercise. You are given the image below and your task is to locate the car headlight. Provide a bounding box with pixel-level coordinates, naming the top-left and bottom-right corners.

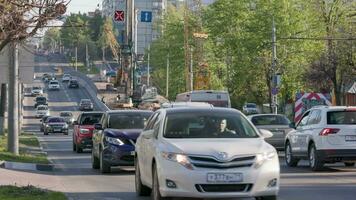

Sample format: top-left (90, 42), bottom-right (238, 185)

top-left (63, 124), bottom-right (68, 128)
top-left (80, 128), bottom-right (90, 134)
top-left (254, 151), bottom-right (277, 168)
top-left (105, 136), bottom-right (124, 146)
top-left (161, 152), bottom-right (194, 170)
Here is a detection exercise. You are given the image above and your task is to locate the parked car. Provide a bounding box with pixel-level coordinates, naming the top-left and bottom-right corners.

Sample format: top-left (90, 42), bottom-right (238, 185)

top-left (48, 80), bottom-right (60, 90)
top-left (285, 106), bottom-right (356, 171)
top-left (35, 105), bottom-right (49, 118)
top-left (68, 79), bottom-right (79, 88)
top-left (135, 107), bottom-right (279, 200)
top-left (31, 86), bottom-right (43, 96)
top-left (243, 103), bottom-right (259, 115)
top-left (40, 115), bottom-right (51, 132)
top-left (59, 111), bottom-right (74, 125)
top-left (79, 99), bottom-right (94, 111)
top-left (62, 74), bottom-right (71, 82)
top-left (248, 114), bottom-right (294, 151)
top-left (72, 112), bottom-right (104, 153)
top-left (92, 110), bottom-right (153, 173)
top-left (34, 96), bottom-right (48, 108)
top-left (44, 117), bottom-right (69, 135)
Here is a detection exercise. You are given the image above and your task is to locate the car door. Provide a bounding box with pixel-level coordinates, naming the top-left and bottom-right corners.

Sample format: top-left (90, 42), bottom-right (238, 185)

top-left (298, 110), bottom-right (320, 155)
top-left (73, 114), bottom-right (82, 144)
top-left (291, 111), bottom-right (311, 156)
top-left (93, 114), bottom-right (106, 157)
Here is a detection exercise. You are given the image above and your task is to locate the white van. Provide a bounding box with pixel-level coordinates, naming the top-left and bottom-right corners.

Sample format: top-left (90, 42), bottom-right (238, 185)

top-left (175, 90), bottom-right (231, 108)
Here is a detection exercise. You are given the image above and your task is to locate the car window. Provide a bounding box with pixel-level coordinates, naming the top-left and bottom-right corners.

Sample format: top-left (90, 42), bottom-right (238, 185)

top-left (327, 110), bottom-right (356, 125)
top-left (163, 111), bottom-right (258, 139)
top-left (48, 118), bottom-right (65, 123)
top-left (108, 113), bottom-right (151, 129)
top-left (144, 112), bottom-right (159, 131)
top-left (307, 110), bottom-right (321, 125)
top-left (79, 113), bottom-right (104, 125)
top-left (60, 112), bottom-right (72, 117)
top-left (297, 111), bottom-right (310, 127)
top-left (251, 115), bottom-right (290, 126)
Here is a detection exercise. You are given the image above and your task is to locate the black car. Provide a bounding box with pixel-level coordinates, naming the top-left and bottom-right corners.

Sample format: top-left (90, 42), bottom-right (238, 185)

top-left (40, 115), bottom-right (51, 132)
top-left (92, 110), bottom-right (153, 173)
top-left (68, 79), bottom-right (79, 88)
top-left (34, 96), bottom-right (48, 108)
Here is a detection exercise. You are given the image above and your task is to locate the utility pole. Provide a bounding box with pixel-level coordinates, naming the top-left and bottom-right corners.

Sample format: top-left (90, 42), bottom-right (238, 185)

top-left (85, 43), bottom-right (89, 71)
top-left (271, 18), bottom-right (278, 114)
top-left (190, 47), bottom-right (194, 91)
top-left (184, 0), bottom-right (190, 91)
top-left (166, 53), bottom-right (169, 98)
top-left (75, 46), bottom-right (78, 71)
top-left (147, 45), bottom-right (150, 87)
top-left (133, 8), bottom-right (138, 93)
top-left (0, 84), bottom-right (6, 135)
top-left (8, 42), bottom-right (19, 154)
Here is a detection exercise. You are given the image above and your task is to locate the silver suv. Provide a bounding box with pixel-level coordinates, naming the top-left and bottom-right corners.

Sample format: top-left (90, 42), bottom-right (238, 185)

top-left (285, 106), bottom-right (356, 171)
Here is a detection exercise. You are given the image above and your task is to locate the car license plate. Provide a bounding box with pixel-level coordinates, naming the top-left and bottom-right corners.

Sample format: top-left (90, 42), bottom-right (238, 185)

top-left (130, 151), bottom-right (135, 156)
top-left (207, 173), bottom-right (243, 183)
top-left (54, 129), bottom-right (61, 132)
top-left (345, 135), bottom-right (356, 141)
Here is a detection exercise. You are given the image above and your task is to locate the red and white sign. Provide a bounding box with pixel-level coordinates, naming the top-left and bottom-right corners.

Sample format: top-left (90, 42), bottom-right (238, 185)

top-left (114, 11), bottom-right (124, 21)
top-left (294, 92), bottom-right (332, 122)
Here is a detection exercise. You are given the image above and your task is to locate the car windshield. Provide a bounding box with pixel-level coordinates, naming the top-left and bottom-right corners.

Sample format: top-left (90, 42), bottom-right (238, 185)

top-left (32, 87), bottom-right (41, 90)
top-left (246, 103), bottom-right (256, 108)
top-left (60, 112), bottom-right (72, 117)
top-left (80, 113), bottom-right (103, 125)
top-left (108, 113), bottom-right (152, 129)
top-left (81, 100), bottom-right (91, 104)
top-left (164, 111), bottom-right (259, 139)
top-left (251, 115), bottom-right (290, 126)
top-left (37, 106), bottom-right (47, 110)
top-left (36, 97), bottom-right (46, 102)
top-left (50, 81), bottom-right (58, 84)
top-left (327, 110), bottom-right (356, 125)
top-left (70, 80), bottom-right (78, 83)
top-left (48, 118), bottom-right (65, 123)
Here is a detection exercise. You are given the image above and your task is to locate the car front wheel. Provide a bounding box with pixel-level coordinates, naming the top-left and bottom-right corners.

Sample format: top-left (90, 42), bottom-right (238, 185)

top-left (152, 164), bottom-right (170, 200)
top-left (92, 149), bottom-right (100, 169)
top-left (344, 162), bottom-right (355, 167)
top-left (285, 142), bottom-right (299, 167)
top-left (309, 143), bottom-right (324, 171)
top-left (135, 158), bottom-right (151, 196)
top-left (100, 150), bottom-right (111, 173)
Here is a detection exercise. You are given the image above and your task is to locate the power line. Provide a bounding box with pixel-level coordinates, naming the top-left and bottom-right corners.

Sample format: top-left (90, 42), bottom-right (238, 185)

top-left (278, 37), bottom-right (356, 41)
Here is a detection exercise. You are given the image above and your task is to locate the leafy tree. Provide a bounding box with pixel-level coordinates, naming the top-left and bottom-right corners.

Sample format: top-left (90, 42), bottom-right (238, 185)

top-left (43, 27), bottom-right (60, 51)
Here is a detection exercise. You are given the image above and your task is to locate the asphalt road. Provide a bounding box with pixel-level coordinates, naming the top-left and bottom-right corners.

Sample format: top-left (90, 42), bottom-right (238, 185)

top-left (20, 59), bottom-right (356, 200)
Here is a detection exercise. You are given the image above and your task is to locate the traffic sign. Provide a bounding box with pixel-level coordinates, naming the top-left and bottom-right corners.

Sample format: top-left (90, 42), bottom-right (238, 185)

top-left (272, 87), bottom-right (279, 95)
top-left (114, 10), bottom-right (124, 21)
top-left (141, 11), bottom-right (152, 22)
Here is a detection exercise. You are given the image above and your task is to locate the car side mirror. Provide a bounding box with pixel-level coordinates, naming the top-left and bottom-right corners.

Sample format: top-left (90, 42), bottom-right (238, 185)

top-left (259, 129), bottom-right (273, 139)
top-left (142, 130), bottom-right (154, 139)
top-left (40, 119), bottom-right (42, 122)
top-left (289, 122), bottom-right (296, 129)
top-left (94, 123), bottom-right (103, 130)
top-left (73, 121), bottom-right (78, 125)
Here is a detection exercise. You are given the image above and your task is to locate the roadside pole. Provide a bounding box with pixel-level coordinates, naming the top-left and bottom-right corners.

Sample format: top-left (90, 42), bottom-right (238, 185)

top-left (147, 45), bottom-right (150, 87)
top-left (0, 84), bottom-right (6, 135)
top-left (166, 53), bottom-right (169, 98)
top-left (75, 46), bottom-right (78, 71)
top-left (8, 42), bottom-right (19, 154)
top-left (190, 47), bottom-right (194, 91)
top-left (271, 18), bottom-right (278, 114)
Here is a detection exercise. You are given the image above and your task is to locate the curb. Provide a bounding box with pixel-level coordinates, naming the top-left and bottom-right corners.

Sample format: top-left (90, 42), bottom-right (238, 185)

top-left (0, 160), bottom-right (54, 171)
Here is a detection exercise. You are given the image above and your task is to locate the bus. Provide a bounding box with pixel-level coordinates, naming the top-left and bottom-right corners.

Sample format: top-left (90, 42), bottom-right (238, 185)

top-left (175, 90), bottom-right (231, 108)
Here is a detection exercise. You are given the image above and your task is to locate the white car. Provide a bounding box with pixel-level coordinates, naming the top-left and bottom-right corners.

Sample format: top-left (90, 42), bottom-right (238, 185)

top-left (36, 105), bottom-right (49, 118)
top-left (243, 103), bottom-right (259, 115)
top-left (31, 86), bottom-right (43, 96)
top-left (285, 106), bottom-right (356, 171)
top-left (48, 80), bottom-right (60, 90)
top-left (62, 74), bottom-right (71, 82)
top-left (135, 107), bottom-right (279, 200)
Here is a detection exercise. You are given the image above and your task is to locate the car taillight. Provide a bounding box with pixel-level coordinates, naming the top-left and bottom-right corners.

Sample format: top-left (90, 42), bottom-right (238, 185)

top-left (319, 128), bottom-right (340, 136)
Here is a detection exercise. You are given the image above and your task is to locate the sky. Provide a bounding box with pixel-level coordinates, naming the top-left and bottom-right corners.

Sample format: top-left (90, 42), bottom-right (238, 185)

top-left (66, 0), bottom-right (102, 14)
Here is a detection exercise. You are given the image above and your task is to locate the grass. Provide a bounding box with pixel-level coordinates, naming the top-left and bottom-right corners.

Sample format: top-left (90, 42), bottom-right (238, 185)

top-left (0, 134), bottom-right (50, 164)
top-left (0, 185), bottom-right (67, 200)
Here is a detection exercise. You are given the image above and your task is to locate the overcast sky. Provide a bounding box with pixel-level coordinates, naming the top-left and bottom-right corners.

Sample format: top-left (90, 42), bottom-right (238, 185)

top-left (66, 0), bottom-right (101, 14)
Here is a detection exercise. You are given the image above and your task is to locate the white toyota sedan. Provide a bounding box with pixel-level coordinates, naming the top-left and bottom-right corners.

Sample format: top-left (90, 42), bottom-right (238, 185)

top-left (135, 107), bottom-right (279, 200)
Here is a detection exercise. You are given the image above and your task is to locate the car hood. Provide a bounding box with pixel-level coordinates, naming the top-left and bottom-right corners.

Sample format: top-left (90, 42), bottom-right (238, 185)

top-left (161, 138), bottom-right (272, 157)
top-left (105, 129), bottom-right (142, 140)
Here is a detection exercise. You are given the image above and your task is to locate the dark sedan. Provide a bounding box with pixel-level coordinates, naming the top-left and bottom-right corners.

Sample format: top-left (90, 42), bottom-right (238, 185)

top-left (44, 117), bottom-right (69, 135)
top-left (68, 79), bottom-right (79, 88)
top-left (92, 110), bottom-right (153, 173)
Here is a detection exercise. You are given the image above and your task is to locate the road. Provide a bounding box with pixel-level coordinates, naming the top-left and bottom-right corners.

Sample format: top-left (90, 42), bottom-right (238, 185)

top-left (19, 59), bottom-right (356, 200)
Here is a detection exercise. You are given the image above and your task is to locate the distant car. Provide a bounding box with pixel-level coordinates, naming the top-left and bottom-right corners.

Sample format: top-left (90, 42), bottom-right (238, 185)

top-left (44, 117), bottom-right (69, 135)
top-left (40, 115), bottom-right (51, 132)
top-left (72, 112), bottom-right (104, 153)
top-left (62, 74), bottom-right (71, 82)
top-left (285, 106), bottom-right (356, 171)
top-left (42, 74), bottom-right (51, 82)
top-left (92, 110), bottom-right (153, 173)
top-left (48, 80), bottom-right (60, 90)
top-left (243, 103), bottom-right (259, 115)
top-left (248, 114), bottom-right (294, 151)
top-left (59, 111), bottom-right (74, 125)
top-left (161, 102), bottom-right (214, 109)
top-left (68, 79), bottom-right (79, 88)
top-left (135, 107), bottom-right (279, 200)
top-left (79, 99), bottom-right (94, 111)
top-left (31, 86), bottom-right (43, 96)
top-left (34, 96), bottom-right (48, 108)
top-left (35, 105), bottom-right (49, 118)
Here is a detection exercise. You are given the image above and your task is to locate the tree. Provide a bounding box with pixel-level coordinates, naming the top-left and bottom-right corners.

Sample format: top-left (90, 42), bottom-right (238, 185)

top-left (43, 27), bottom-right (60, 51)
top-left (0, 0), bottom-right (67, 51)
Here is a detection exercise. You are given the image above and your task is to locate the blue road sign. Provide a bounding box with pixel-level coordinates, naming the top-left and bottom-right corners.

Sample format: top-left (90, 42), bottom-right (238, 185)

top-left (141, 11), bottom-right (152, 22)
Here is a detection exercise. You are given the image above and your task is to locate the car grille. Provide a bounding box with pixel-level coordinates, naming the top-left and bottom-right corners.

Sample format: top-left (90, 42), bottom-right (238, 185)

top-left (195, 184), bottom-right (252, 193)
top-left (49, 125), bottom-right (64, 129)
top-left (121, 155), bottom-right (134, 162)
top-left (189, 155), bottom-right (255, 169)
